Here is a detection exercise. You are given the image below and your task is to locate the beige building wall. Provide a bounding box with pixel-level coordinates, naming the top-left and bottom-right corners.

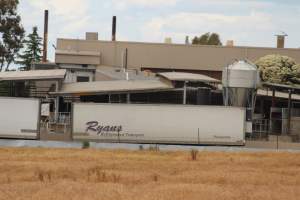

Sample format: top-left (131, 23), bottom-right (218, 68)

top-left (56, 38), bottom-right (300, 74)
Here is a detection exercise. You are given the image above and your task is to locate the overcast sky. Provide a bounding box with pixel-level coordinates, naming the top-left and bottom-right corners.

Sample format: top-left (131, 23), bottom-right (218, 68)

top-left (19, 0), bottom-right (300, 61)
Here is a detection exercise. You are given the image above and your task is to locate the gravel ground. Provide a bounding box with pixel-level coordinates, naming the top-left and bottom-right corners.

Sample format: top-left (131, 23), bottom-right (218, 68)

top-left (0, 139), bottom-right (299, 152)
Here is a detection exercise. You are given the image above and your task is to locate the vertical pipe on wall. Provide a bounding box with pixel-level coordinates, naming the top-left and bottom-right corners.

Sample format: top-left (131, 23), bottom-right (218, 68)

top-left (122, 48), bottom-right (129, 80)
top-left (124, 48), bottom-right (128, 70)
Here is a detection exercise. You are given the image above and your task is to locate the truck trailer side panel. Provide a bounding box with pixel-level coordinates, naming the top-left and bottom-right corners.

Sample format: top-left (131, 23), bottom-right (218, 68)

top-left (73, 103), bottom-right (245, 145)
top-left (0, 97), bottom-right (40, 139)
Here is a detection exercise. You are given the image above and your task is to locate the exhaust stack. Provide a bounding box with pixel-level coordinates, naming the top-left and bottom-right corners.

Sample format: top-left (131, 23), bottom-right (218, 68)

top-left (42, 10), bottom-right (49, 62)
top-left (112, 16), bottom-right (117, 41)
top-left (276, 32), bottom-right (287, 48)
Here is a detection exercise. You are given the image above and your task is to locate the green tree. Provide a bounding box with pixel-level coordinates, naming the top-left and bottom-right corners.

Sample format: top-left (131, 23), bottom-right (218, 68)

top-left (0, 0), bottom-right (25, 71)
top-left (18, 27), bottom-right (42, 70)
top-left (192, 32), bottom-right (222, 46)
top-left (207, 33), bottom-right (222, 45)
top-left (255, 54), bottom-right (300, 85)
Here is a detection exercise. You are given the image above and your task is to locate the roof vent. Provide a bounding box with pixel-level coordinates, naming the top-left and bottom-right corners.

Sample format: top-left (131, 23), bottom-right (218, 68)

top-left (86, 32), bottom-right (98, 41)
top-left (226, 40), bottom-right (234, 47)
top-left (275, 32), bottom-right (288, 48)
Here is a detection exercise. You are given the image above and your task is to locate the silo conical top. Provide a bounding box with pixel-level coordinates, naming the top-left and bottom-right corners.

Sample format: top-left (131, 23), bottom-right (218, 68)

top-left (222, 60), bottom-right (260, 89)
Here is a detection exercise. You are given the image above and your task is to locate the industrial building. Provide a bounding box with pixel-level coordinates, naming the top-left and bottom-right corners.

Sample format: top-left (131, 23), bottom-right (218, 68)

top-left (0, 12), bottom-right (299, 144)
top-left (55, 35), bottom-right (300, 80)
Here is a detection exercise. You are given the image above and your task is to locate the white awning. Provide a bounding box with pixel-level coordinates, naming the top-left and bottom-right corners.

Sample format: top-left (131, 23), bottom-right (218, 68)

top-left (0, 69), bottom-right (66, 81)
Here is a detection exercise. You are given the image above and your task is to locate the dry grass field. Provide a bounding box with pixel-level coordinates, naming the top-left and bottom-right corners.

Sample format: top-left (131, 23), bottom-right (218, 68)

top-left (0, 147), bottom-right (299, 200)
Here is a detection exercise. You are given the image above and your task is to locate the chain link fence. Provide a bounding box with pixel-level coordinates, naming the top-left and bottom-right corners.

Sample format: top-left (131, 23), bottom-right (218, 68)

top-left (251, 108), bottom-right (300, 142)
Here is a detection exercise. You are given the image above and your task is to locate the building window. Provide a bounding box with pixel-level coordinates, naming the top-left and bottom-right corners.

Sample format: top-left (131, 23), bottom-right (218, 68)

top-left (77, 76), bottom-right (90, 82)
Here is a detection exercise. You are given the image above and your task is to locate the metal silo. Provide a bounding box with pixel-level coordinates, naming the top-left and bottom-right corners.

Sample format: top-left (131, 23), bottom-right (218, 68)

top-left (222, 60), bottom-right (261, 133)
top-left (222, 60), bottom-right (260, 107)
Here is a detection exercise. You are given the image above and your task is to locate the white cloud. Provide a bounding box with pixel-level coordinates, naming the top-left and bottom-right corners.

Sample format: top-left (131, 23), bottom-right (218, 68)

top-left (190, 0), bottom-right (272, 8)
top-left (111, 0), bottom-right (180, 10)
top-left (141, 11), bottom-right (275, 46)
top-left (19, 0), bottom-right (300, 54)
top-left (23, 0), bottom-right (92, 36)
top-left (27, 0), bottom-right (89, 20)
top-left (19, 0), bottom-right (92, 61)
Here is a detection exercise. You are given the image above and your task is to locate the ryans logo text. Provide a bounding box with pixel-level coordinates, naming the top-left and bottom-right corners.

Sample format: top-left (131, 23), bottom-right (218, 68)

top-left (86, 121), bottom-right (122, 135)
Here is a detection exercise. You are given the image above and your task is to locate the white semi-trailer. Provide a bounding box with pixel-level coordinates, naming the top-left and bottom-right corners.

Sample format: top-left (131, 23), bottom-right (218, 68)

top-left (0, 97), bottom-right (40, 139)
top-left (73, 103), bottom-right (246, 145)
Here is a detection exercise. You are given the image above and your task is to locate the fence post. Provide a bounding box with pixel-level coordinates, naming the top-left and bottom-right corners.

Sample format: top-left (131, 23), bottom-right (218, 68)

top-left (276, 134), bottom-right (279, 150)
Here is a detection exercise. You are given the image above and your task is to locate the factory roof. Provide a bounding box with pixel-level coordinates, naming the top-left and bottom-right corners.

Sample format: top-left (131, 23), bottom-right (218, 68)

top-left (158, 72), bottom-right (221, 83)
top-left (0, 69), bottom-right (66, 81)
top-left (51, 79), bottom-right (174, 96)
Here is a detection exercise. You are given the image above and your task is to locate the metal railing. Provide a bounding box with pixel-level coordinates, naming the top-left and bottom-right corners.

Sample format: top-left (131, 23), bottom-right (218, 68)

top-left (42, 112), bottom-right (71, 134)
top-left (252, 119), bottom-right (269, 139)
top-left (250, 117), bottom-right (300, 142)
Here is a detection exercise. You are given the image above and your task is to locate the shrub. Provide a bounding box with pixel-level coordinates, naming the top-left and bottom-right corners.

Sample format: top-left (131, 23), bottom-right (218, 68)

top-left (139, 145), bottom-right (144, 151)
top-left (82, 141), bottom-right (90, 149)
top-left (190, 149), bottom-right (198, 161)
top-left (149, 144), bottom-right (160, 151)
top-left (152, 174), bottom-right (159, 182)
top-left (36, 169), bottom-right (52, 182)
top-left (255, 54), bottom-right (300, 85)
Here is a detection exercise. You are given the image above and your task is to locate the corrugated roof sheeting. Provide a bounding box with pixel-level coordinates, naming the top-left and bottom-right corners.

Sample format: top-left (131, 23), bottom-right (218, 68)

top-left (0, 69), bottom-right (66, 81)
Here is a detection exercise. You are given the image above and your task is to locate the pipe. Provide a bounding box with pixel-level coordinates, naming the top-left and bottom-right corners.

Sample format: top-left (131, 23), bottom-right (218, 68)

top-left (43, 10), bottom-right (49, 62)
top-left (123, 48), bottom-right (129, 80)
top-left (124, 48), bottom-right (128, 71)
top-left (112, 16), bottom-right (116, 41)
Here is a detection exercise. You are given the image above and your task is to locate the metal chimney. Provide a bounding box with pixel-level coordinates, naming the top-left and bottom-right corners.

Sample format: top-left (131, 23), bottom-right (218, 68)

top-left (276, 32), bottom-right (288, 48)
top-left (42, 10), bottom-right (49, 62)
top-left (112, 16), bottom-right (117, 41)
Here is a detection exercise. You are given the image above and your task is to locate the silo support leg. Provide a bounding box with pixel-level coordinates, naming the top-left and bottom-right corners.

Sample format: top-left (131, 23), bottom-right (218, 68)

top-left (183, 81), bottom-right (187, 105)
